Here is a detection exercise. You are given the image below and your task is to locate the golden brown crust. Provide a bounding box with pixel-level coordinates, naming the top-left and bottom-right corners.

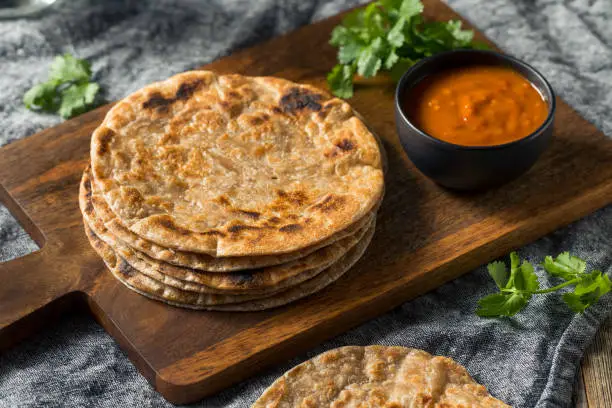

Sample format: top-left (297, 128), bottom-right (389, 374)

top-left (84, 217), bottom-right (375, 311)
top-left (84, 222), bottom-right (276, 305)
top-left (252, 346), bottom-right (510, 407)
top-left (85, 167), bottom-right (375, 272)
top-left (80, 167), bottom-right (372, 294)
top-left (91, 70), bottom-right (384, 256)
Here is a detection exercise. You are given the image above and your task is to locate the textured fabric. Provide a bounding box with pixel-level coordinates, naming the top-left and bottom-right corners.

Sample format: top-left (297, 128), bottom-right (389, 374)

top-left (0, 0), bottom-right (611, 407)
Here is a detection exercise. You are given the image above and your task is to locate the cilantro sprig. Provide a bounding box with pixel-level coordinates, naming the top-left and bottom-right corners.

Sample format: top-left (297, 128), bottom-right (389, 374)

top-left (477, 252), bottom-right (611, 318)
top-left (327, 0), bottom-right (485, 98)
top-left (24, 54), bottom-right (101, 119)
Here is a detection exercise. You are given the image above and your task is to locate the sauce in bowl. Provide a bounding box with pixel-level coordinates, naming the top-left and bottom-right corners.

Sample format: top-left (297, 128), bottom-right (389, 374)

top-left (406, 65), bottom-right (548, 146)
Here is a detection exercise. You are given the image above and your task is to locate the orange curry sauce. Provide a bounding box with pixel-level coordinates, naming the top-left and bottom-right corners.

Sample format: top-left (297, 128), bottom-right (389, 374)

top-left (406, 65), bottom-right (548, 146)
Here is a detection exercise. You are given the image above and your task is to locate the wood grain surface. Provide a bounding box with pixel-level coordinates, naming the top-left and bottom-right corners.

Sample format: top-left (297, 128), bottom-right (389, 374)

top-left (574, 367), bottom-right (589, 408)
top-left (580, 317), bottom-right (612, 407)
top-left (1, 0), bottom-right (611, 404)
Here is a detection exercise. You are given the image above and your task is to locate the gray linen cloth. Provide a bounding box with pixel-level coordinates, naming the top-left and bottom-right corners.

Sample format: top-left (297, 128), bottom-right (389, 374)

top-left (1, 1), bottom-right (611, 407)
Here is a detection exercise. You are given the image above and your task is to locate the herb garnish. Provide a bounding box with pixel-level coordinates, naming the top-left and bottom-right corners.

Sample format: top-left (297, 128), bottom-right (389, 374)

top-left (326, 0), bottom-right (486, 98)
top-left (477, 252), bottom-right (611, 317)
top-left (24, 54), bottom-right (101, 119)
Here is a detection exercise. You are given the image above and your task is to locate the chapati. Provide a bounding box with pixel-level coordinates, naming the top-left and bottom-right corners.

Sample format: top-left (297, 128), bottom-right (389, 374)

top-left (252, 346), bottom-right (510, 407)
top-left (90, 71), bottom-right (384, 256)
top-left (85, 219), bottom-right (374, 310)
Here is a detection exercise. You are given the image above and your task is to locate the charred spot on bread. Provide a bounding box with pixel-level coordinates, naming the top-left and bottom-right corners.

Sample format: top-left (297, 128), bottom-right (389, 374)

top-left (279, 223), bottom-right (302, 233)
top-left (202, 230), bottom-right (225, 237)
top-left (247, 113), bottom-right (270, 126)
top-left (84, 200), bottom-right (94, 215)
top-left (142, 92), bottom-right (173, 110)
top-left (325, 139), bottom-right (356, 158)
top-left (280, 88), bottom-right (323, 114)
top-left (143, 79), bottom-right (203, 111)
top-left (312, 195), bottom-right (345, 213)
top-left (228, 271), bottom-right (257, 285)
top-left (175, 79), bottom-right (203, 101)
top-left (228, 224), bottom-right (261, 234)
top-left (216, 195), bottom-right (231, 207)
top-left (157, 217), bottom-right (192, 236)
top-left (276, 190), bottom-right (309, 206)
top-left (96, 128), bottom-right (115, 155)
top-left (336, 139), bottom-right (355, 152)
top-left (83, 178), bottom-right (93, 198)
top-left (238, 210), bottom-right (261, 219)
top-left (117, 258), bottom-right (135, 277)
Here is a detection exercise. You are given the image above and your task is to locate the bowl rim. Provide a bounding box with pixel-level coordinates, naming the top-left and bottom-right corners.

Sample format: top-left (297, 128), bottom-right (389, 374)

top-left (394, 49), bottom-right (556, 151)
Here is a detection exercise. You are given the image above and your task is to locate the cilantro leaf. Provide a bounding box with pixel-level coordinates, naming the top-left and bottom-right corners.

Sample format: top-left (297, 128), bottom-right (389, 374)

top-left (330, 26), bottom-right (353, 47)
top-left (574, 271), bottom-right (608, 294)
top-left (515, 260), bottom-right (540, 292)
top-left (562, 272), bottom-right (610, 313)
top-left (477, 251), bottom-right (611, 318)
top-left (562, 293), bottom-right (591, 313)
top-left (476, 293), bottom-right (530, 317)
top-left (356, 37), bottom-right (385, 77)
top-left (504, 252), bottom-right (525, 290)
top-left (59, 82), bottom-right (100, 119)
top-left (510, 252), bottom-right (520, 274)
top-left (399, 0), bottom-right (424, 19)
top-left (387, 17), bottom-right (407, 48)
top-left (326, 0), bottom-right (480, 98)
top-left (24, 54), bottom-right (101, 119)
top-left (23, 80), bottom-right (61, 112)
top-left (338, 42), bottom-right (362, 64)
top-left (379, 0), bottom-right (404, 22)
top-left (363, 3), bottom-right (386, 41)
top-left (384, 49), bottom-right (400, 70)
top-left (445, 20), bottom-right (474, 45)
top-left (487, 261), bottom-right (509, 289)
top-left (342, 8), bottom-right (364, 30)
top-left (357, 53), bottom-right (382, 78)
top-left (543, 252), bottom-right (586, 280)
top-left (50, 53), bottom-right (92, 83)
top-left (380, 0), bottom-right (403, 11)
top-left (327, 64), bottom-right (356, 99)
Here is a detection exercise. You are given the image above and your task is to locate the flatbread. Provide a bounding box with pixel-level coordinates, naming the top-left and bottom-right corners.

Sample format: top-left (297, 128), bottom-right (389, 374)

top-left (252, 346), bottom-right (510, 407)
top-left (91, 70), bottom-right (384, 256)
top-left (85, 223), bottom-right (275, 305)
top-left (85, 167), bottom-right (374, 272)
top-left (84, 218), bottom-right (375, 310)
top-left (80, 169), bottom-right (372, 294)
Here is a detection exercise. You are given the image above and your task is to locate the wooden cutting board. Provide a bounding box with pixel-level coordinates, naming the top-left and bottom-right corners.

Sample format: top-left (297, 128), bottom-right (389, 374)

top-left (1, 0), bottom-right (612, 404)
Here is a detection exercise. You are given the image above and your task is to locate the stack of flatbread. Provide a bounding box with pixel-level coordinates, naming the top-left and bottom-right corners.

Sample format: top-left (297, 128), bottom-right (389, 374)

top-left (80, 70), bottom-right (384, 311)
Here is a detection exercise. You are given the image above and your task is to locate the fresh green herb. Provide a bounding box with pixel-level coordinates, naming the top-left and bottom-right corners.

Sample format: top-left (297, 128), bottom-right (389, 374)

top-left (24, 54), bottom-right (101, 119)
top-left (326, 0), bottom-right (485, 98)
top-left (477, 252), bottom-right (611, 317)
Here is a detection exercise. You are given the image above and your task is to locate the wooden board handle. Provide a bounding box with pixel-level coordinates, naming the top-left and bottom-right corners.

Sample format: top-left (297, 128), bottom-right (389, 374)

top-left (0, 251), bottom-right (82, 350)
top-left (0, 182), bottom-right (46, 248)
top-left (0, 182), bottom-right (82, 351)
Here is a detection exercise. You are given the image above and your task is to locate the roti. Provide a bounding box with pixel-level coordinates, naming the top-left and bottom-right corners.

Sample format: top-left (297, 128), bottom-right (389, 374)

top-left (84, 223), bottom-right (272, 305)
top-left (90, 70), bottom-right (384, 256)
top-left (84, 167), bottom-right (375, 272)
top-left (252, 346), bottom-right (510, 407)
top-left (84, 219), bottom-right (375, 310)
top-left (80, 169), bottom-right (372, 294)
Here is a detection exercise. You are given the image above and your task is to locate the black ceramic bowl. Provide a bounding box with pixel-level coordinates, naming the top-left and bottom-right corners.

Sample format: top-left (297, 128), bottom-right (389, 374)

top-left (394, 50), bottom-right (556, 190)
